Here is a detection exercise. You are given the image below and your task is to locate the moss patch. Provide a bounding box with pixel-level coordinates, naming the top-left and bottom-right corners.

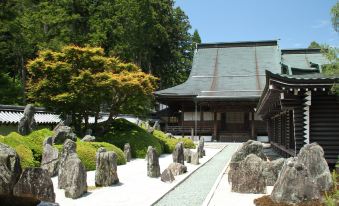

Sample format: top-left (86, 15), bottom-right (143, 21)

top-left (100, 119), bottom-right (163, 158)
top-left (254, 195), bottom-right (324, 206)
top-left (152, 130), bottom-right (195, 153)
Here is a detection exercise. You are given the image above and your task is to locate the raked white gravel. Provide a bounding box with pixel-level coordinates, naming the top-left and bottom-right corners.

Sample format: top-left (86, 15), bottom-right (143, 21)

top-left (52, 147), bottom-right (221, 206)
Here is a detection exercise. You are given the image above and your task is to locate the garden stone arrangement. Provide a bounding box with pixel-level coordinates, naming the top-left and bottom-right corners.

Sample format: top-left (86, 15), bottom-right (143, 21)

top-left (0, 142), bottom-right (56, 205)
top-left (18, 104), bottom-right (36, 135)
top-left (167, 163), bottom-right (187, 176)
top-left (52, 125), bottom-right (77, 144)
top-left (147, 146), bottom-right (161, 177)
top-left (41, 137), bottom-right (59, 177)
top-left (95, 147), bottom-right (119, 186)
top-left (269, 143), bottom-right (333, 205)
top-left (161, 168), bottom-right (175, 183)
top-left (197, 137), bottom-right (205, 158)
top-left (184, 148), bottom-right (192, 163)
top-left (58, 139), bottom-right (87, 199)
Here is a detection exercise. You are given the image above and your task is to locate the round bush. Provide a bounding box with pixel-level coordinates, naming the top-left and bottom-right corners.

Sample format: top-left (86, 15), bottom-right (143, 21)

top-left (152, 130), bottom-right (195, 153)
top-left (100, 119), bottom-right (163, 158)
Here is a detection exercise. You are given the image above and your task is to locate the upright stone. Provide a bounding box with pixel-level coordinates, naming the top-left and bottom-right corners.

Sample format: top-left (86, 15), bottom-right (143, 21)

top-left (13, 168), bottom-right (55, 203)
top-left (95, 148), bottom-right (119, 186)
top-left (58, 139), bottom-right (87, 199)
top-left (271, 158), bottom-right (321, 204)
top-left (231, 154), bottom-right (266, 194)
top-left (124, 143), bottom-right (132, 162)
top-left (191, 151), bottom-right (199, 165)
top-left (18, 104), bottom-right (36, 135)
top-left (81, 135), bottom-right (95, 142)
top-left (161, 168), bottom-right (175, 183)
top-left (184, 149), bottom-right (192, 163)
top-left (147, 147), bottom-right (160, 178)
top-left (197, 137), bottom-right (204, 158)
top-left (0, 143), bottom-right (22, 195)
top-left (297, 143), bottom-right (333, 191)
top-left (172, 142), bottom-right (184, 165)
top-left (41, 137), bottom-right (59, 177)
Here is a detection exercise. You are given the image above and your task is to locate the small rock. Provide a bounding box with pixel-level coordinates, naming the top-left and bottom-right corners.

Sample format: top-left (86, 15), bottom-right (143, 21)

top-left (58, 139), bottom-right (87, 199)
top-left (18, 104), bottom-right (36, 135)
top-left (0, 143), bottom-right (22, 195)
top-left (147, 147), bottom-right (160, 178)
top-left (124, 143), bottom-right (132, 162)
top-left (41, 137), bottom-right (59, 177)
top-left (161, 168), bottom-right (175, 183)
top-left (167, 163), bottom-right (187, 176)
top-left (231, 154), bottom-right (266, 194)
top-left (172, 142), bottom-right (184, 165)
top-left (53, 126), bottom-right (77, 144)
top-left (95, 148), bottom-right (119, 186)
top-left (37, 202), bottom-right (60, 206)
top-left (13, 168), bottom-right (55, 203)
top-left (191, 152), bottom-right (199, 165)
top-left (184, 149), bottom-right (192, 163)
top-left (81, 135), bottom-right (95, 142)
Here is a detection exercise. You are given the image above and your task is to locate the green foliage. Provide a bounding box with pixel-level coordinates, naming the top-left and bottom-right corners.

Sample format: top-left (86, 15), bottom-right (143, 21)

top-left (324, 170), bottom-right (339, 206)
top-left (331, 2), bottom-right (339, 32)
top-left (0, 129), bottom-right (52, 168)
top-left (0, 73), bottom-right (23, 104)
top-left (308, 41), bottom-right (321, 49)
top-left (152, 130), bottom-right (195, 153)
top-left (55, 141), bottom-right (126, 171)
top-left (27, 45), bottom-right (157, 133)
top-left (100, 119), bottom-right (163, 158)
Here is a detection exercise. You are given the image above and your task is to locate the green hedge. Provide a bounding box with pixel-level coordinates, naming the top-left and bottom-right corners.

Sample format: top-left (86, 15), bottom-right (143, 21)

top-left (100, 119), bottom-right (163, 158)
top-left (0, 129), bottom-right (53, 168)
top-left (0, 129), bottom-right (125, 171)
top-left (152, 130), bottom-right (195, 153)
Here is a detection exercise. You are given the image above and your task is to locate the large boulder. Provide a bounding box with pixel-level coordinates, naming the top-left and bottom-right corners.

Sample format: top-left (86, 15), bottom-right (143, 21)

top-left (167, 163), bottom-right (187, 176)
top-left (13, 168), bottom-right (55, 203)
top-left (58, 139), bottom-right (87, 199)
top-left (18, 104), bottom-right (36, 135)
top-left (197, 138), bottom-right (204, 158)
top-left (270, 158), bottom-right (321, 204)
top-left (95, 148), bottom-right (119, 187)
top-left (297, 143), bottom-right (333, 191)
top-left (262, 158), bottom-right (285, 186)
top-left (124, 143), bottom-right (132, 162)
top-left (172, 142), bottom-right (184, 165)
top-left (270, 143), bottom-right (333, 205)
top-left (0, 143), bottom-right (22, 195)
top-left (147, 147), bottom-right (160, 178)
top-left (161, 168), bottom-right (175, 183)
top-left (81, 135), bottom-right (95, 142)
top-left (228, 140), bottom-right (266, 182)
top-left (231, 154), bottom-right (266, 194)
top-left (41, 137), bottom-right (59, 177)
top-left (53, 126), bottom-right (77, 144)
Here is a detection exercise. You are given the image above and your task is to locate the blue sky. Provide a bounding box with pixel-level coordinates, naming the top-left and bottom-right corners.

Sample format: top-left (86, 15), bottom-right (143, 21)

top-left (175, 0), bottom-right (338, 48)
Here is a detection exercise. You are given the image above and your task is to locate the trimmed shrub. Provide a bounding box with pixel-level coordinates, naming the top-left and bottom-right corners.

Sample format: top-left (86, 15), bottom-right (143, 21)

top-left (0, 129), bottom-right (52, 168)
top-left (152, 130), bottom-right (195, 153)
top-left (100, 119), bottom-right (163, 158)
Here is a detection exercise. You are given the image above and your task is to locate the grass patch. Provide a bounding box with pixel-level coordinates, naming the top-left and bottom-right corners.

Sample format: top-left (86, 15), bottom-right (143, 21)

top-left (99, 119), bottom-right (163, 158)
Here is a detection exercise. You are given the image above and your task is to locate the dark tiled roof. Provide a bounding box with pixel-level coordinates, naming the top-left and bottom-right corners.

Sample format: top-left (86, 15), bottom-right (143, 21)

top-left (281, 49), bottom-right (329, 71)
top-left (155, 40), bottom-right (281, 99)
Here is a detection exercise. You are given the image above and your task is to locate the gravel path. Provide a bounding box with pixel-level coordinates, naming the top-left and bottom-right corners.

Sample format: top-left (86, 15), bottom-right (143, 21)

top-left (154, 144), bottom-right (240, 206)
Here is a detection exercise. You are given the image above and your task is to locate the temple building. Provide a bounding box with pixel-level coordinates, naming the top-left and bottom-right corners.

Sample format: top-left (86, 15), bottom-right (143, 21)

top-left (155, 40), bottom-right (329, 142)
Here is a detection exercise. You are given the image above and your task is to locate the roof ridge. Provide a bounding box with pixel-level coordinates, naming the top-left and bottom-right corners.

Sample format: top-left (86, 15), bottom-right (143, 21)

top-left (198, 40), bottom-right (278, 49)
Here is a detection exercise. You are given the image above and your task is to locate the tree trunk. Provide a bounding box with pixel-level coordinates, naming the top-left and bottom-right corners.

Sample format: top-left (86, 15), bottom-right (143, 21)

top-left (20, 54), bottom-right (26, 104)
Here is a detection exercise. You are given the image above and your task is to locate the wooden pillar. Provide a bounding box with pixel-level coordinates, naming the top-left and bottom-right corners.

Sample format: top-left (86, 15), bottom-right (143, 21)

top-left (213, 111), bottom-right (218, 141)
top-left (181, 104), bottom-right (184, 137)
top-left (199, 104), bottom-right (203, 139)
top-left (251, 110), bottom-right (256, 140)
